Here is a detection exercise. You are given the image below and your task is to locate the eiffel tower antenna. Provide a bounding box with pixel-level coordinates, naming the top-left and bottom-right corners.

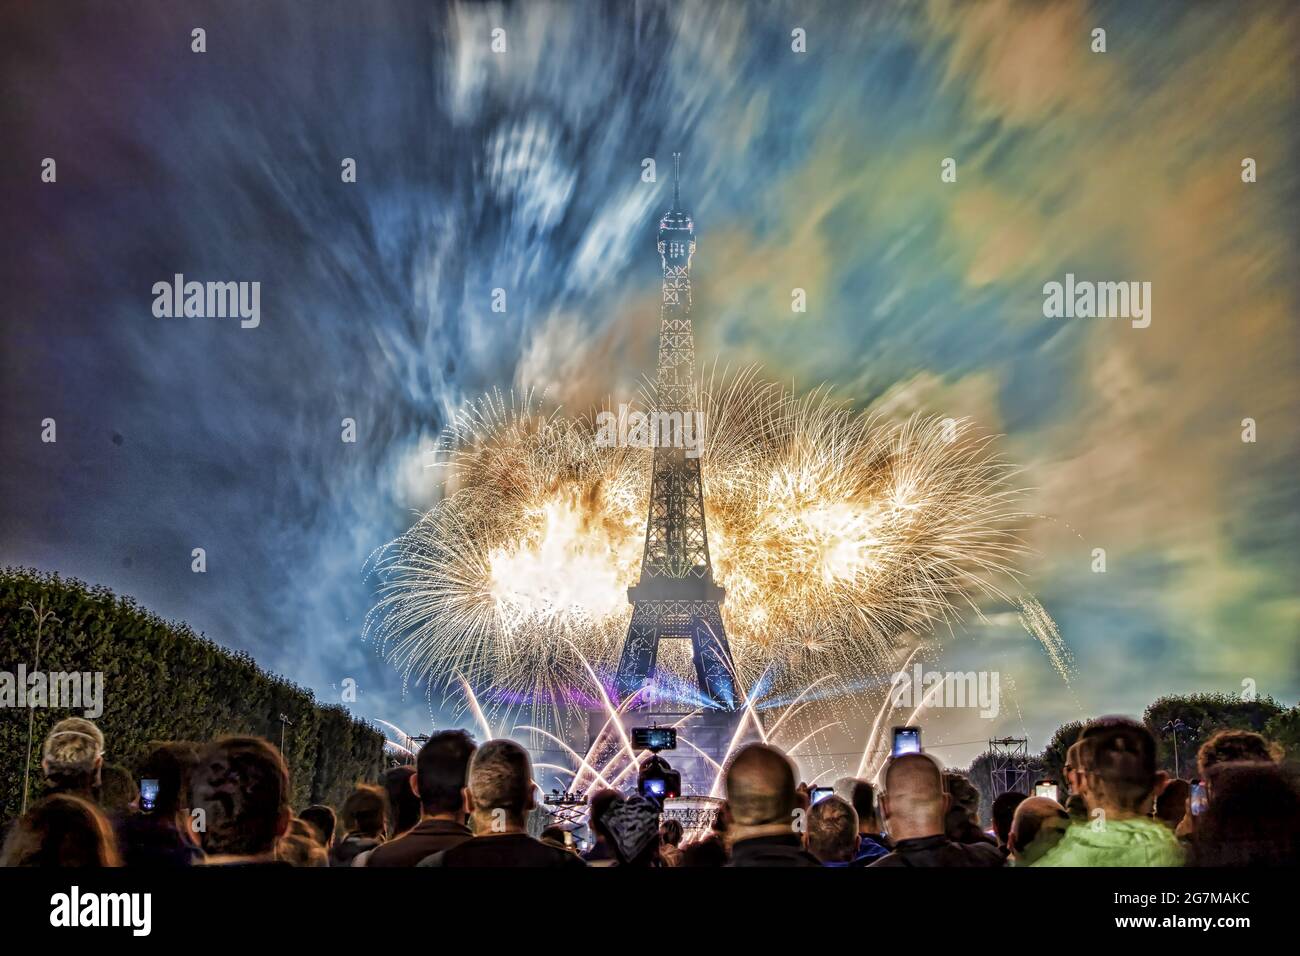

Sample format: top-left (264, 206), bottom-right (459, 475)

top-left (615, 156), bottom-right (738, 711)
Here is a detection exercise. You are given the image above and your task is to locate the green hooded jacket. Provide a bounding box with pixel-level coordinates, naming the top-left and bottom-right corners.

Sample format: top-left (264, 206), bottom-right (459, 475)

top-left (1032, 816), bottom-right (1184, 867)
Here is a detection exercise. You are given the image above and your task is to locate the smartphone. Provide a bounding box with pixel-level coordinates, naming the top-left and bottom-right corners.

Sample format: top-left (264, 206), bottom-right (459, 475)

top-left (632, 727), bottom-right (677, 751)
top-left (810, 786), bottom-right (835, 805)
top-left (1034, 782), bottom-right (1059, 802)
top-left (140, 778), bottom-right (160, 812)
top-left (1190, 782), bottom-right (1208, 816)
top-left (891, 726), bottom-right (922, 756)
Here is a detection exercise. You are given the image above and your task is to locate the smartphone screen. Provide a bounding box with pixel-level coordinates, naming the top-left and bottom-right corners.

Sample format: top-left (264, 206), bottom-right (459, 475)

top-left (810, 786), bottom-right (835, 805)
top-left (891, 726), bottom-right (922, 756)
top-left (1034, 782), bottom-right (1059, 802)
top-left (140, 778), bottom-right (160, 812)
top-left (1190, 782), bottom-right (1208, 816)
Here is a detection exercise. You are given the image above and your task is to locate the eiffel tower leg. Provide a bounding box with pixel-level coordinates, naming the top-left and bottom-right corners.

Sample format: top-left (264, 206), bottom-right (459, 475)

top-left (691, 603), bottom-right (737, 710)
top-left (616, 604), bottom-right (660, 704)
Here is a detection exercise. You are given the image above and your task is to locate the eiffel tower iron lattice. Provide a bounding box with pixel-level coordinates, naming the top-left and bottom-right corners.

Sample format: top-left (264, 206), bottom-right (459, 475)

top-left (615, 154), bottom-right (738, 710)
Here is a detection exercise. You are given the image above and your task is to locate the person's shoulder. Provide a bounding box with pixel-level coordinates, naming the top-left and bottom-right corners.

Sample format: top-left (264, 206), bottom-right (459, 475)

top-left (867, 852), bottom-right (904, 867)
top-left (963, 841), bottom-right (1006, 864)
top-left (416, 847), bottom-right (450, 867)
top-left (363, 834), bottom-right (415, 866)
top-left (532, 837), bottom-right (585, 866)
top-left (557, 847), bottom-right (587, 867)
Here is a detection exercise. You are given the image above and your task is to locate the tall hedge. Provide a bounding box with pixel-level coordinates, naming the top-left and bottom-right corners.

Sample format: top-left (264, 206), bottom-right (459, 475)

top-left (0, 567), bottom-right (384, 823)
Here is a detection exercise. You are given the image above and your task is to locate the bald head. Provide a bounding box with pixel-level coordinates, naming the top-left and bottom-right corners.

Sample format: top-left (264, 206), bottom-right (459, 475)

top-left (880, 753), bottom-right (947, 840)
top-left (725, 744), bottom-right (798, 827)
top-left (1009, 796), bottom-right (1069, 864)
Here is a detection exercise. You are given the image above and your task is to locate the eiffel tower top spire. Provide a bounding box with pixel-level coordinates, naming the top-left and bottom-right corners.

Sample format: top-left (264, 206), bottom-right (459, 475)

top-left (672, 151), bottom-right (681, 210)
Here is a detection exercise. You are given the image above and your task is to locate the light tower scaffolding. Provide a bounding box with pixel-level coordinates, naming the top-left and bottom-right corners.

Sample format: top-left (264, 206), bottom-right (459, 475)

top-left (987, 736), bottom-right (1032, 798)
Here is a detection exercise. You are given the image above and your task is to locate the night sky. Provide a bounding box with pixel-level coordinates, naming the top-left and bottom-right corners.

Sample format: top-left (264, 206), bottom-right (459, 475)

top-left (3, 0), bottom-right (1297, 772)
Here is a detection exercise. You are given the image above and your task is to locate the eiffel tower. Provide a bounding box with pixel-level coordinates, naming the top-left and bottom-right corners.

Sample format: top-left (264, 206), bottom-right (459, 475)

top-left (614, 155), bottom-right (737, 711)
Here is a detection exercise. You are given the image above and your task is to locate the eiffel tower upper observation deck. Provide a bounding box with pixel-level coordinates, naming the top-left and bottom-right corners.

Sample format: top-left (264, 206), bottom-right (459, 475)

top-left (614, 155), bottom-right (738, 711)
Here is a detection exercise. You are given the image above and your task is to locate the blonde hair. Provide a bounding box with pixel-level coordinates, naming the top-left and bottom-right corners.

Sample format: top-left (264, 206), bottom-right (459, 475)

top-left (42, 718), bottom-right (104, 779)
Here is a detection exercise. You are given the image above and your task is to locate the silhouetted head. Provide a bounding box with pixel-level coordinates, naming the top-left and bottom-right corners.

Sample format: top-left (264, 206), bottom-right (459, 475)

top-left (190, 736), bottom-right (291, 857)
top-left (1009, 796), bottom-right (1069, 865)
top-left (277, 817), bottom-right (329, 866)
top-left (298, 804), bottom-right (336, 846)
top-left (806, 795), bottom-right (859, 864)
top-left (725, 744), bottom-right (798, 828)
top-left (992, 791), bottom-right (1029, 847)
top-left (340, 784), bottom-right (388, 839)
top-left (97, 762), bottom-right (138, 816)
top-left (943, 771), bottom-right (982, 839)
top-left (599, 795), bottom-right (662, 866)
top-left (382, 766), bottom-right (420, 837)
top-left (140, 741), bottom-right (198, 818)
top-left (1, 793), bottom-right (120, 867)
top-left (42, 717), bottom-right (104, 796)
top-left (466, 739), bottom-right (535, 831)
top-left (850, 780), bottom-right (881, 831)
top-left (1194, 761), bottom-right (1300, 867)
top-left (415, 729), bottom-right (477, 817)
top-left (1075, 717), bottom-right (1159, 815)
top-left (1197, 730), bottom-right (1280, 779)
top-left (880, 753), bottom-right (947, 841)
top-left (1154, 778), bottom-right (1191, 828)
top-left (540, 825), bottom-right (570, 849)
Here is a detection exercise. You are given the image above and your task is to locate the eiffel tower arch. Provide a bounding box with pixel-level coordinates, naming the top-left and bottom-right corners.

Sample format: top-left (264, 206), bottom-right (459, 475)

top-left (615, 155), bottom-right (738, 712)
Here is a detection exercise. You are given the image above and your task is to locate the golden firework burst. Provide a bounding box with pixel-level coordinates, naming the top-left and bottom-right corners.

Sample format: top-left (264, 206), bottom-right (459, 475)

top-left (365, 369), bottom-right (1031, 729)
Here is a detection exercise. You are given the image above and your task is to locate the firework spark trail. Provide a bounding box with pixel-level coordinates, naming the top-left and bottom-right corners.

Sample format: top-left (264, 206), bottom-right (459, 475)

top-left (568, 639), bottom-right (643, 786)
top-left (456, 672), bottom-right (496, 741)
top-left (395, 653), bottom-right (912, 798)
top-left (673, 734), bottom-right (724, 772)
top-left (871, 675), bottom-right (950, 783)
top-left (383, 740), bottom-right (415, 758)
top-left (373, 718), bottom-right (417, 748)
top-left (513, 724), bottom-right (614, 790)
top-left (1019, 595), bottom-right (1075, 684)
top-left (854, 644), bottom-right (927, 777)
top-left (585, 708), bottom-right (704, 793)
top-left (763, 674), bottom-right (836, 740)
top-left (787, 722), bottom-right (845, 756)
top-left (366, 369), bottom-right (1035, 736)
top-left (709, 674), bottom-right (775, 798)
top-left (569, 685), bottom-right (652, 793)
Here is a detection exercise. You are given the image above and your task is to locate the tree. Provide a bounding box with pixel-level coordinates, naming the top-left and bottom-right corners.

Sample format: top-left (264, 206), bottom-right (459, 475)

top-left (1144, 693), bottom-right (1285, 778)
top-left (1264, 706), bottom-right (1300, 767)
top-left (0, 567), bottom-right (385, 822)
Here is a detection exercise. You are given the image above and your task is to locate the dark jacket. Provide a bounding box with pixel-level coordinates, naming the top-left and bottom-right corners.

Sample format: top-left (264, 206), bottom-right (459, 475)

top-left (418, 833), bottom-right (586, 868)
top-left (869, 833), bottom-right (1005, 867)
top-left (362, 818), bottom-right (472, 867)
top-left (331, 833), bottom-right (384, 867)
top-left (117, 813), bottom-right (206, 868)
top-left (850, 832), bottom-right (891, 866)
top-left (949, 818), bottom-right (999, 847)
top-left (727, 834), bottom-right (822, 867)
top-left (581, 840), bottom-right (617, 864)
